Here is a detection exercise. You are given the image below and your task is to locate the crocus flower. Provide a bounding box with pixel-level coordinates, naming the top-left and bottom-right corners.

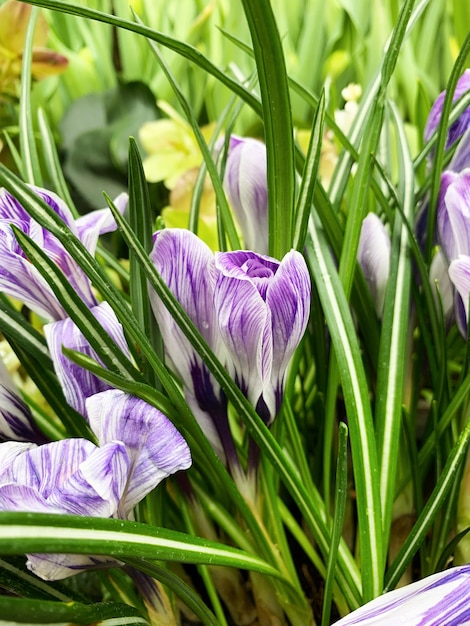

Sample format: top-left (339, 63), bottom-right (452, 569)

top-left (0, 357), bottom-right (47, 444)
top-left (0, 186), bottom-right (127, 321)
top-left (357, 213), bottom-right (391, 318)
top-left (425, 70), bottom-right (470, 152)
top-left (149, 229), bottom-right (311, 455)
top-left (44, 301), bottom-right (131, 420)
top-left (0, 389), bottom-right (191, 581)
top-left (223, 136), bottom-right (268, 254)
top-left (214, 249), bottom-right (311, 424)
top-left (333, 565), bottom-right (470, 625)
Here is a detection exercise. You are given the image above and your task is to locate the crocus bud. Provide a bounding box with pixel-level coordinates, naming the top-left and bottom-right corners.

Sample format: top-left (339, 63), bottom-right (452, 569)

top-left (333, 565), bottom-right (470, 625)
top-left (214, 249), bottom-right (311, 424)
top-left (357, 213), bottom-right (391, 318)
top-left (425, 70), bottom-right (470, 151)
top-left (437, 169), bottom-right (470, 263)
top-left (223, 136), bottom-right (268, 254)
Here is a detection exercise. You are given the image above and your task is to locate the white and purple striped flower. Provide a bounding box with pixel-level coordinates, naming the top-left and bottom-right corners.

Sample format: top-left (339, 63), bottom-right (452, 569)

top-left (0, 358), bottom-right (47, 444)
top-left (223, 136), bottom-right (268, 254)
top-left (44, 301), bottom-right (131, 420)
top-left (0, 186), bottom-right (127, 321)
top-left (0, 389), bottom-right (191, 581)
top-left (214, 249), bottom-right (310, 424)
top-left (333, 565), bottom-right (470, 625)
top-left (149, 229), bottom-right (310, 456)
top-left (357, 213), bottom-right (391, 318)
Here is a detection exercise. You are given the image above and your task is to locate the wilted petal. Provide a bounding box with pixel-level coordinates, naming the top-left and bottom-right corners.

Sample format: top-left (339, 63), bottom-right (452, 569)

top-left (437, 169), bottom-right (470, 261)
top-left (357, 213), bottom-right (391, 317)
top-left (448, 255), bottom-right (470, 336)
top-left (75, 193), bottom-right (128, 254)
top-left (31, 48), bottom-right (68, 80)
top-left (44, 302), bottom-right (131, 419)
top-left (333, 565), bottom-right (470, 625)
top-left (267, 250), bottom-right (311, 411)
top-left (425, 70), bottom-right (470, 149)
top-left (0, 359), bottom-right (48, 443)
top-left (86, 390), bottom-right (191, 514)
top-left (223, 137), bottom-right (268, 254)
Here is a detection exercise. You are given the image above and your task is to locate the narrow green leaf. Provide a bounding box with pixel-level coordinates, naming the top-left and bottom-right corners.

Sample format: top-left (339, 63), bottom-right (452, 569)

top-left (241, 0), bottom-right (295, 258)
top-left (0, 596), bottom-right (150, 625)
top-left (385, 418), bottom-right (470, 590)
top-left (306, 218), bottom-right (382, 600)
top-left (19, 6), bottom-right (43, 186)
top-left (0, 513), bottom-right (281, 578)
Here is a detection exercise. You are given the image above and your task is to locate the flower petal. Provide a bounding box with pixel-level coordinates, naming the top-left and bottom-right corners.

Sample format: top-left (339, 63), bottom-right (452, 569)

top-left (0, 441), bottom-right (37, 478)
top-left (424, 70), bottom-right (470, 149)
top-left (44, 302), bottom-right (131, 419)
top-left (214, 252), bottom-right (272, 409)
top-left (26, 553), bottom-right (120, 582)
top-left (3, 438), bottom-right (96, 499)
top-left (0, 359), bottom-right (48, 443)
top-left (0, 483), bottom-right (56, 513)
top-left (86, 390), bottom-right (192, 513)
top-left (223, 137), bottom-right (268, 254)
top-left (333, 565), bottom-right (470, 625)
top-left (448, 255), bottom-right (470, 335)
top-left (357, 213), bottom-right (391, 317)
top-left (75, 193), bottom-right (128, 254)
top-left (46, 441), bottom-right (130, 517)
top-left (266, 250), bottom-right (311, 412)
top-left (438, 169), bottom-right (470, 260)
top-left (0, 221), bottom-right (67, 321)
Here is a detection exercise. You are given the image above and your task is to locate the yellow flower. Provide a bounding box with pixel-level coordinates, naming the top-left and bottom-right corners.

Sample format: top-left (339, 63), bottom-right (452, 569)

top-left (0, 0), bottom-right (68, 97)
top-left (139, 100), bottom-right (217, 189)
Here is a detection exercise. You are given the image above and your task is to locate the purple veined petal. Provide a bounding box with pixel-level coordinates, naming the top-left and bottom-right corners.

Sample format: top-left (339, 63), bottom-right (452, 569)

top-left (449, 126), bottom-right (470, 172)
top-left (448, 255), bottom-right (470, 336)
top-left (223, 138), bottom-right (268, 254)
top-left (26, 552), bottom-right (121, 582)
top-left (0, 359), bottom-right (48, 444)
top-left (0, 221), bottom-right (67, 321)
top-left (0, 483), bottom-right (58, 513)
top-left (332, 565), bottom-right (470, 625)
top-left (266, 250), bottom-right (311, 416)
top-left (214, 251), bottom-right (273, 411)
top-left (149, 228), bottom-right (221, 388)
top-left (46, 441), bottom-right (130, 518)
top-left (86, 390), bottom-right (192, 514)
top-left (424, 69), bottom-right (470, 148)
top-left (357, 213), bottom-right (391, 318)
top-left (437, 170), bottom-right (460, 261)
top-left (75, 193), bottom-right (128, 254)
top-left (44, 302), bottom-right (131, 419)
top-left (438, 169), bottom-right (470, 260)
top-left (0, 441), bottom-right (37, 478)
top-left (4, 438), bottom-right (96, 499)
top-left (0, 186), bottom-right (75, 230)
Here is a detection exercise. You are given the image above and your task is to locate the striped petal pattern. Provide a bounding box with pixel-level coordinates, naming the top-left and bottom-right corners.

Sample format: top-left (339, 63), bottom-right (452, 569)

top-left (333, 565), bottom-right (470, 625)
top-left (44, 302), bottom-right (131, 419)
